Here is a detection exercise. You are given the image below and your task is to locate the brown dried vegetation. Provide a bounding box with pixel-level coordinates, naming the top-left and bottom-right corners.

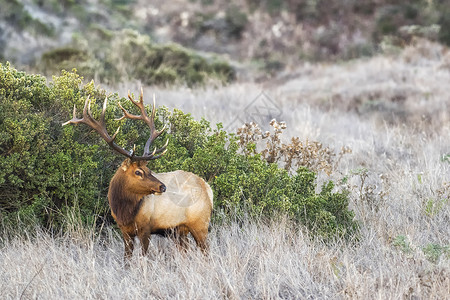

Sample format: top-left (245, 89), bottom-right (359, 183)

top-left (237, 119), bottom-right (351, 175)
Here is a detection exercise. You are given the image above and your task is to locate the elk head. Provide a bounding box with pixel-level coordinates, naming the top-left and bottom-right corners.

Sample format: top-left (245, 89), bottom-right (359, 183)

top-left (117, 159), bottom-right (166, 195)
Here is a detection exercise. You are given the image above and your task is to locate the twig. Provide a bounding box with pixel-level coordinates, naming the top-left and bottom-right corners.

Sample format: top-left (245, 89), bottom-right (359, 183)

top-left (20, 256), bottom-right (48, 300)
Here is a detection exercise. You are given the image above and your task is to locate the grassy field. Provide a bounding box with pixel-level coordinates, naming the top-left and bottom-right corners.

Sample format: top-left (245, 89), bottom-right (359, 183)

top-left (1, 40), bottom-right (449, 299)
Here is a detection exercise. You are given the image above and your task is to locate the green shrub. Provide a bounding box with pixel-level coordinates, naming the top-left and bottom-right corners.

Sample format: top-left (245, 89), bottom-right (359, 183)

top-left (40, 47), bottom-right (100, 79)
top-left (392, 235), bottom-right (413, 254)
top-left (0, 63), bottom-right (132, 230)
top-left (0, 64), bottom-right (357, 239)
top-left (422, 243), bottom-right (450, 263)
top-left (39, 30), bottom-right (235, 86)
top-left (392, 235), bottom-right (449, 263)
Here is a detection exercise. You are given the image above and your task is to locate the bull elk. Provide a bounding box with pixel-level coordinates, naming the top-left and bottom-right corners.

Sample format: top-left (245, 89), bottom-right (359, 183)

top-left (63, 89), bottom-right (213, 261)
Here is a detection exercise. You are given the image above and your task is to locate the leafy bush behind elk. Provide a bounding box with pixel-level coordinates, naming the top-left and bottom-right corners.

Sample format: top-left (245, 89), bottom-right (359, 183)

top-left (40, 29), bottom-right (236, 87)
top-left (0, 63), bottom-right (357, 239)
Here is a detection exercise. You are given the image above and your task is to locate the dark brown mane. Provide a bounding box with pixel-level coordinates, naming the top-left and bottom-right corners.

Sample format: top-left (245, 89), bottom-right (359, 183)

top-left (108, 175), bottom-right (144, 226)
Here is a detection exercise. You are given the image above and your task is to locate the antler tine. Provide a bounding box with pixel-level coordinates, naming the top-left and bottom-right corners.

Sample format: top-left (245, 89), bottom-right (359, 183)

top-left (62, 96), bottom-right (132, 159)
top-left (116, 89), bottom-right (168, 161)
top-left (117, 89), bottom-right (149, 121)
top-left (140, 93), bottom-right (167, 158)
top-left (61, 105), bottom-right (79, 126)
top-left (100, 95), bottom-right (108, 125)
top-left (148, 148), bottom-right (168, 161)
top-left (62, 96), bottom-right (91, 126)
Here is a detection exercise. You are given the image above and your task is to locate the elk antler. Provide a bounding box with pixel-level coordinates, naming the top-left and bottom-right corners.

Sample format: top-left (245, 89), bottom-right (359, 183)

top-left (117, 87), bottom-right (168, 161)
top-left (63, 95), bottom-right (133, 158)
top-left (62, 90), bottom-right (167, 161)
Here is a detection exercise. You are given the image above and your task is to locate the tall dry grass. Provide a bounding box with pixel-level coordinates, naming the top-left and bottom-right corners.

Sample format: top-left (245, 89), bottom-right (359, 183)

top-left (1, 215), bottom-right (448, 299)
top-left (1, 40), bottom-right (449, 299)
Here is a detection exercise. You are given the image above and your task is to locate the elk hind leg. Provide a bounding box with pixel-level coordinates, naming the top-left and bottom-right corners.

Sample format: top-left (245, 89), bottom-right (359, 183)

top-left (189, 226), bottom-right (209, 253)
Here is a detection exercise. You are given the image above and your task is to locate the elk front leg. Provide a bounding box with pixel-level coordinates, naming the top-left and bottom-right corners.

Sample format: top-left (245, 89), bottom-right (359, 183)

top-left (122, 230), bottom-right (135, 262)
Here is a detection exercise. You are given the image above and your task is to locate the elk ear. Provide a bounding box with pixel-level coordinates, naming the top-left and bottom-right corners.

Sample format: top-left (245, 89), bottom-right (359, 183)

top-left (121, 158), bottom-right (132, 171)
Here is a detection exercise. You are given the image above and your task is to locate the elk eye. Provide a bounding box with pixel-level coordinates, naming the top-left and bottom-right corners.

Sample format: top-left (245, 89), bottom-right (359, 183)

top-left (135, 170), bottom-right (142, 177)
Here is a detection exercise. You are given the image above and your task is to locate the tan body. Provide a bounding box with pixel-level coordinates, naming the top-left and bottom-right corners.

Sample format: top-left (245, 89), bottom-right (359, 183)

top-left (108, 164), bottom-right (213, 260)
top-left (138, 171), bottom-right (213, 234)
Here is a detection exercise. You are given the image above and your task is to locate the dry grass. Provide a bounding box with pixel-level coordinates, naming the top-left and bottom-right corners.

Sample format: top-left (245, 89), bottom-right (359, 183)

top-left (1, 218), bottom-right (448, 299)
top-left (2, 41), bottom-right (449, 299)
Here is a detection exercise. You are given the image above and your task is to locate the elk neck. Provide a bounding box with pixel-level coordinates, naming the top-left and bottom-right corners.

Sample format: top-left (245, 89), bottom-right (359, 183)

top-left (108, 170), bottom-right (146, 226)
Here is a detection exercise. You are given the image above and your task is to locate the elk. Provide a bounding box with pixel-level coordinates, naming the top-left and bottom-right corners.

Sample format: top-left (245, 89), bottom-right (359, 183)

top-left (63, 88), bottom-right (213, 261)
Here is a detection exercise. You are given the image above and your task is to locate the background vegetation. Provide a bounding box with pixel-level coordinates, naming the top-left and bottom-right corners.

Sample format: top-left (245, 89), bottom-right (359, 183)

top-left (0, 63), bottom-right (356, 239)
top-left (2, 0), bottom-right (450, 81)
top-left (40, 29), bottom-right (236, 86)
